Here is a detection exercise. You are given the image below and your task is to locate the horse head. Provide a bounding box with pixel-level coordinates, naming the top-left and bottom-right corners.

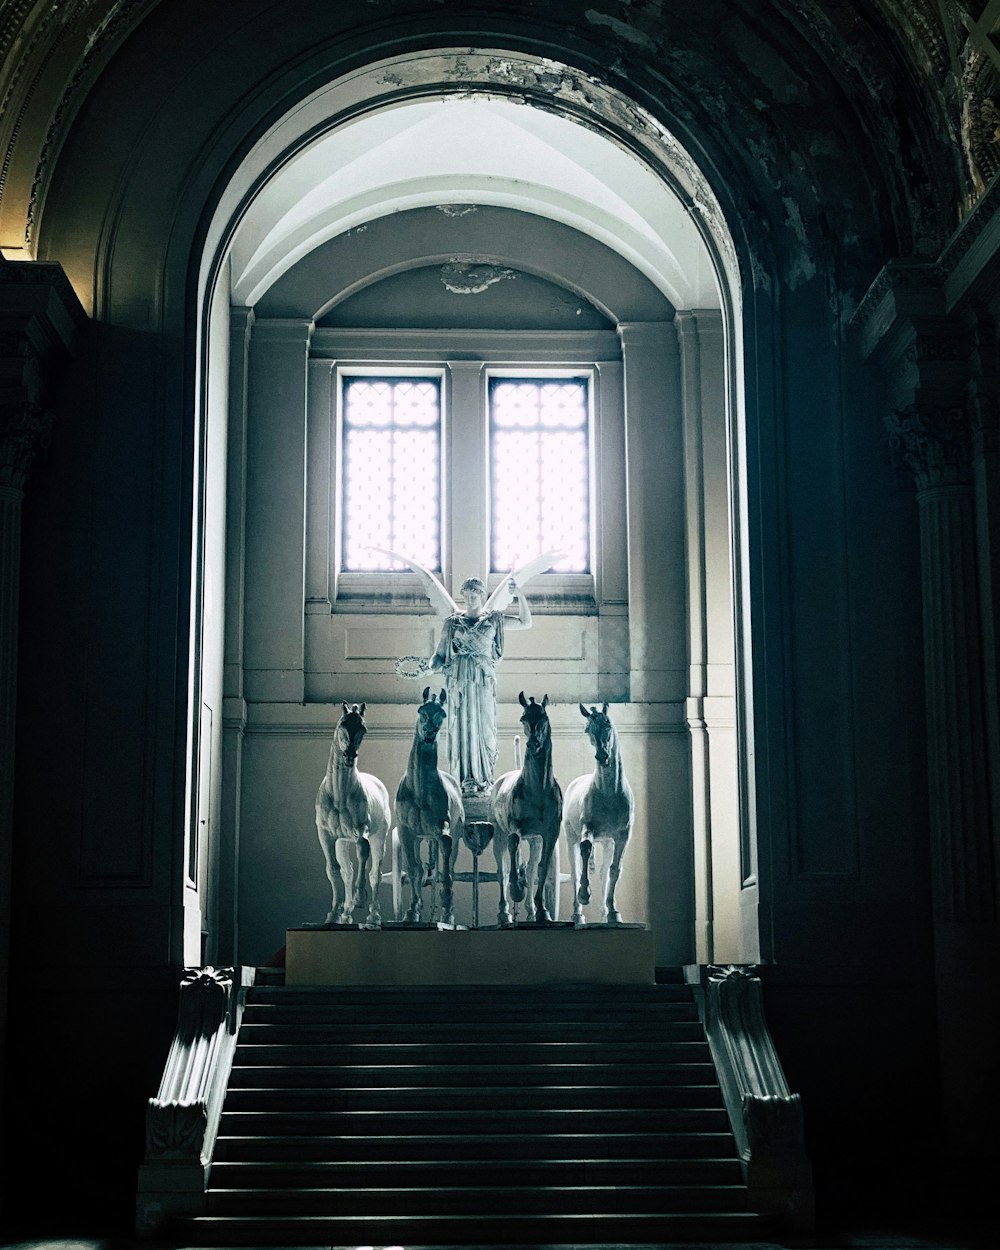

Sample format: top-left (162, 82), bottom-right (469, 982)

top-left (417, 687), bottom-right (448, 744)
top-left (336, 701), bottom-right (367, 763)
top-left (518, 690), bottom-right (551, 757)
top-left (579, 702), bottom-right (613, 766)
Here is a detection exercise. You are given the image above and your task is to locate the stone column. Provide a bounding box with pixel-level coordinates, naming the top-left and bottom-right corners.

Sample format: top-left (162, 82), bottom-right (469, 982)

top-left (0, 258), bottom-right (84, 1152)
top-left (856, 263), bottom-right (1000, 1174)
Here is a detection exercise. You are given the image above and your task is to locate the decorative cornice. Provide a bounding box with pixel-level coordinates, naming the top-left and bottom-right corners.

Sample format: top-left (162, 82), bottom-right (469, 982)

top-left (850, 256), bottom-right (950, 350)
top-left (941, 166), bottom-right (1000, 272)
top-left (0, 257), bottom-right (82, 312)
top-left (884, 403), bottom-right (975, 489)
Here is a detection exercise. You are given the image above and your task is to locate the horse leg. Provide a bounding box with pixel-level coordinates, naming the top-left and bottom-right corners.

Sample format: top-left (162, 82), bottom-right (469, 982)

top-left (543, 835), bottom-right (560, 921)
top-left (334, 838), bottom-right (357, 923)
top-left (565, 830), bottom-right (584, 924)
top-left (364, 828), bottom-right (386, 927)
top-left (355, 830), bottom-right (371, 918)
top-left (524, 836), bottom-right (542, 923)
top-left (577, 830), bottom-right (595, 910)
top-left (439, 830), bottom-right (455, 926)
top-left (605, 833), bottom-right (629, 925)
top-left (318, 830), bottom-right (345, 925)
top-left (401, 827), bottom-right (423, 923)
top-left (493, 832), bottom-right (513, 927)
top-left (533, 835), bottom-right (556, 925)
top-left (426, 841), bottom-right (440, 925)
top-left (390, 827), bottom-right (403, 921)
top-left (508, 830), bottom-right (525, 911)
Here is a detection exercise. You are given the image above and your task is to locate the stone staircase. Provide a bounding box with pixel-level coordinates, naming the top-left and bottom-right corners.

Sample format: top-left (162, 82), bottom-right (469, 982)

top-left (171, 975), bottom-right (775, 1244)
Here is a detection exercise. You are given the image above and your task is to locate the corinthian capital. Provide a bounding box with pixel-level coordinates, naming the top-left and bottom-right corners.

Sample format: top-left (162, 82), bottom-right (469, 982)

top-left (0, 402), bottom-right (55, 492)
top-left (884, 403), bottom-right (975, 490)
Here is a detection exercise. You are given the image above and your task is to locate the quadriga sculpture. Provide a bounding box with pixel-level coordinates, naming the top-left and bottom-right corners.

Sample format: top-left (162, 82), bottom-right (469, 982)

top-left (562, 702), bottom-right (635, 924)
top-left (396, 688), bottom-right (465, 925)
top-left (315, 702), bottom-right (391, 927)
top-left (491, 692), bottom-right (563, 926)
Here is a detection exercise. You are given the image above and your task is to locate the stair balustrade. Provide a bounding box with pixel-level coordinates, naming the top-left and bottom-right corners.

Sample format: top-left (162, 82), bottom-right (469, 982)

top-left (692, 963), bottom-right (815, 1231)
top-left (136, 965), bottom-right (255, 1235)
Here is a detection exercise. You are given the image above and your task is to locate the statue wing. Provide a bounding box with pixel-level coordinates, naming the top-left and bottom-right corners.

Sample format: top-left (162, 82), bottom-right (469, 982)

top-left (366, 546), bottom-right (458, 618)
top-left (485, 548), bottom-right (564, 613)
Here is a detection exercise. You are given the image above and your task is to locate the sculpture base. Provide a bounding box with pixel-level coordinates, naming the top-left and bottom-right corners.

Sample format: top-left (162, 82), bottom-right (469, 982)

top-left (285, 924), bottom-right (653, 986)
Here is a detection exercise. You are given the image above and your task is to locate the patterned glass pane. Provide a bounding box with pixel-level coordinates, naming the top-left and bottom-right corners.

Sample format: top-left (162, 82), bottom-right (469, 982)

top-left (341, 377), bottom-right (441, 571)
top-left (489, 378), bottom-right (590, 573)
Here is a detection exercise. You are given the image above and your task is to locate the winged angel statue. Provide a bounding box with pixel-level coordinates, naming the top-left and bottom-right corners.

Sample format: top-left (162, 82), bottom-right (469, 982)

top-left (372, 548), bottom-right (560, 795)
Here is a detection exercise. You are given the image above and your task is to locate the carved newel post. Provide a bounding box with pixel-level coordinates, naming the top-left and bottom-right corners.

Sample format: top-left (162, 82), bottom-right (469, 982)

top-left (0, 258), bottom-right (84, 1145)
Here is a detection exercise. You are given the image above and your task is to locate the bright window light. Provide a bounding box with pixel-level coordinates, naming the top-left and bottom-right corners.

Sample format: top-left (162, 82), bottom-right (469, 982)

top-left (490, 378), bottom-right (590, 572)
top-left (341, 377), bottom-right (441, 571)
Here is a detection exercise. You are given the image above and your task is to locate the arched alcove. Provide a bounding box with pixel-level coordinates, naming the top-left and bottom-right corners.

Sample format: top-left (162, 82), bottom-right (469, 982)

top-left (190, 57), bottom-right (757, 970)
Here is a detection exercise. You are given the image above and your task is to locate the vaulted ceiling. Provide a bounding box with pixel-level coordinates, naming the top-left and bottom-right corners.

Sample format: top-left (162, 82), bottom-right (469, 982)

top-left (1, 0), bottom-right (995, 275)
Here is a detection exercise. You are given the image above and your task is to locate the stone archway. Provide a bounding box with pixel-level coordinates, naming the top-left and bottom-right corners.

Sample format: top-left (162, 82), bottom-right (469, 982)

top-left (191, 50), bottom-right (759, 969)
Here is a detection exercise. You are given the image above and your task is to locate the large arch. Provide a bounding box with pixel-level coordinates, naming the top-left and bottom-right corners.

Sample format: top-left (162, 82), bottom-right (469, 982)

top-left (22, 11), bottom-right (912, 984)
top-left (191, 57), bottom-right (751, 969)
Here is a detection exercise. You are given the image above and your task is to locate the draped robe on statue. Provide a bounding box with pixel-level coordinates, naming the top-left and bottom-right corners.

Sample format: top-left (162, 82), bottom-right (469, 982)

top-left (432, 609), bottom-right (505, 794)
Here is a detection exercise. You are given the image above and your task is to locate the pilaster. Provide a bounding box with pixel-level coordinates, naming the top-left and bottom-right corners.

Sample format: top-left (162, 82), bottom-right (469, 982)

top-left (856, 260), bottom-right (1000, 1168)
top-left (244, 317), bottom-right (312, 703)
top-left (447, 361), bottom-right (487, 591)
top-left (618, 320), bottom-right (685, 703)
top-left (0, 257), bottom-right (85, 1187)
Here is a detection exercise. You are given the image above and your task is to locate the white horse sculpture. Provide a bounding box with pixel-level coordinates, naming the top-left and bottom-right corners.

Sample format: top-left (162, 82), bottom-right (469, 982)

top-left (491, 692), bottom-right (562, 926)
top-left (562, 702), bottom-right (634, 924)
top-left (315, 702), bottom-right (391, 927)
top-left (395, 688), bottom-right (465, 925)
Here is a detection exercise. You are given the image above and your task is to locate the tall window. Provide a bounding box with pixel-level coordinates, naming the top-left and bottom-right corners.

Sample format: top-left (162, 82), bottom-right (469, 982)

top-left (489, 377), bottom-right (590, 573)
top-left (340, 376), bottom-right (441, 571)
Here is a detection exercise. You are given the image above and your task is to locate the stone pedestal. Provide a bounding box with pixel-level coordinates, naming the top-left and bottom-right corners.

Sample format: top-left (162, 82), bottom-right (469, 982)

top-left (286, 925), bottom-right (654, 986)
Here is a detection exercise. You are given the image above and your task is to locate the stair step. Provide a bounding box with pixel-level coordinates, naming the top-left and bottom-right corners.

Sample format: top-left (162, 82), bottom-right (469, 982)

top-left (186, 980), bottom-right (756, 1245)
top-left (213, 1129), bottom-right (739, 1163)
top-left (237, 1017), bottom-right (696, 1044)
top-left (223, 1081), bottom-right (722, 1111)
top-left (248, 983), bottom-right (693, 1005)
top-left (172, 1210), bottom-right (773, 1245)
top-left (209, 1156), bottom-right (744, 1187)
top-left (206, 1182), bottom-right (750, 1216)
top-left (241, 1003), bottom-right (696, 1025)
top-left (219, 1106), bottom-right (730, 1135)
top-left (228, 1055), bottom-right (712, 1086)
top-left (234, 1033), bottom-right (704, 1062)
